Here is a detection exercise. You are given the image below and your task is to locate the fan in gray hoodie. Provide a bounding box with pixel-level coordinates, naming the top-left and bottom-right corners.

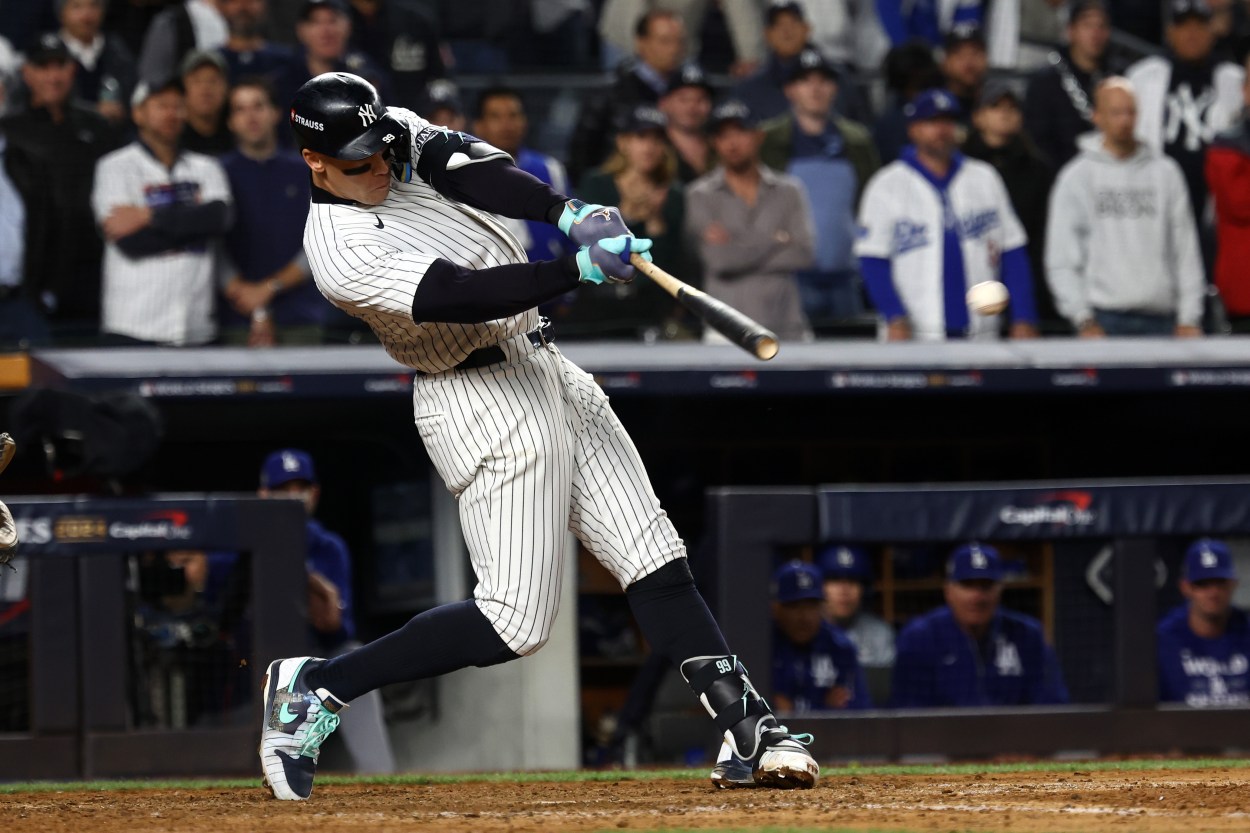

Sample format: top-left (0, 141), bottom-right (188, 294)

top-left (1045, 77), bottom-right (1204, 337)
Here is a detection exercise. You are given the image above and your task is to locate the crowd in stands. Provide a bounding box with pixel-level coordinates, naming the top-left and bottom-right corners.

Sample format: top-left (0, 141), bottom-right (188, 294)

top-left (2, 0), bottom-right (1250, 347)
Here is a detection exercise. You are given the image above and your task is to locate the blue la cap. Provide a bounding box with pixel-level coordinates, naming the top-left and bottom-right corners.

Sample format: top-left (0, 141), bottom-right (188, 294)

top-left (260, 449), bottom-right (317, 489)
top-left (904, 88), bottom-right (963, 124)
top-left (772, 560), bottom-right (825, 603)
top-left (817, 544), bottom-right (871, 581)
top-left (947, 542), bottom-right (1003, 582)
top-left (1184, 538), bottom-right (1236, 581)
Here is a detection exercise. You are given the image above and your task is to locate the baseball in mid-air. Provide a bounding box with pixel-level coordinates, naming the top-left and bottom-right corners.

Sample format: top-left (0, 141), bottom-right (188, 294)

top-left (966, 281), bottom-right (1010, 316)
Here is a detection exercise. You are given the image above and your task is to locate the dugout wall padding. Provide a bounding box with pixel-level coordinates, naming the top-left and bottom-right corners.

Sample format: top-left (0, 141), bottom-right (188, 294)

top-left (0, 495), bottom-right (306, 779)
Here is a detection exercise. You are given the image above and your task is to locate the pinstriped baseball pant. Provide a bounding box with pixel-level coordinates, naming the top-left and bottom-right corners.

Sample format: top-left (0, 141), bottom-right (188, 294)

top-left (413, 335), bottom-right (686, 655)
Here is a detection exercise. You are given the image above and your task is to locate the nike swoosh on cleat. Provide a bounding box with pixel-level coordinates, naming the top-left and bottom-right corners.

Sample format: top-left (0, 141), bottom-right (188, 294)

top-left (280, 703), bottom-right (305, 724)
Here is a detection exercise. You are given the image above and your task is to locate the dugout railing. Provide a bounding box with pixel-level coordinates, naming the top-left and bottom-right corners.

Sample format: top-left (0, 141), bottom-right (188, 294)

top-left (705, 479), bottom-right (1250, 761)
top-left (0, 495), bottom-right (306, 780)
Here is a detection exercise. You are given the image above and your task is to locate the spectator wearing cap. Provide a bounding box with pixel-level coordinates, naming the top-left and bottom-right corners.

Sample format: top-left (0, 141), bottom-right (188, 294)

top-left (597, 0), bottom-right (764, 78)
top-left (771, 560), bottom-right (870, 713)
top-left (91, 78), bottom-right (233, 346)
top-left (1024, 0), bottom-right (1118, 170)
top-left (567, 9), bottom-right (687, 186)
top-left (217, 0), bottom-right (294, 87)
top-left (1046, 78), bottom-right (1204, 337)
top-left (1126, 0), bottom-right (1244, 239)
top-left (0, 74), bottom-right (55, 348)
top-left (891, 543), bottom-right (1068, 708)
top-left (180, 50), bottom-right (232, 156)
top-left (659, 63), bottom-right (715, 183)
top-left (1207, 55), bottom-right (1250, 329)
top-left (138, 0), bottom-right (228, 92)
top-left (568, 105), bottom-right (690, 339)
top-left (963, 80), bottom-right (1061, 332)
top-left (855, 89), bottom-right (1039, 341)
top-left (274, 0), bottom-right (393, 118)
top-left (687, 100), bottom-right (816, 342)
top-left (760, 46), bottom-right (880, 329)
top-left (735, 3), bottom-right (875, 125)
top-left (220, 78), bottom-right (329, 346)
top-left (1158, 538), bottom-right (1250, 707)
top-left (421, 78), bottom-right (465, 132)
top-left (2, 33), bottom-right (121, 341)
top-left (258, 450), bottom-right (396, 773)
top-left (471, 85), bottom-right (576, 264)
top-left (56, 0), bottom-right (138, 126)
top-left (941, 23), bottom-right (989, 124)
top-left (872, 40), bottom-right (945, 164)
top-left (346, 0), bottom-right (446, 106)
top-left (818, 544), bottom-right (895, 669)
top-left (733, 2), bottom-right (812, 124)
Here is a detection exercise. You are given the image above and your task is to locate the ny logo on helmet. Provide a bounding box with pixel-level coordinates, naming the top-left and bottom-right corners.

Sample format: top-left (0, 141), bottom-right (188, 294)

top-left (358, 104), bottom-right (377, 127)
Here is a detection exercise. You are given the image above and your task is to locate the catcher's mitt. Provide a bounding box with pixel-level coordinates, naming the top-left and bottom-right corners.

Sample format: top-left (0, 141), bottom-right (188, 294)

top-left (0, 433), bottom-right (16, 569)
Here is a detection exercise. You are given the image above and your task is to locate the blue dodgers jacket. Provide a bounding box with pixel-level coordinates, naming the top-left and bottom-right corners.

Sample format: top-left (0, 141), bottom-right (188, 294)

top-left (1157, 605), bottom-right (1250, 706)
top-left (307, 519), bottom-right (355, 652)
top-left (773, 621), bottom-right (872, 711)
top-left (890, 607), bottom-right (1068, 707)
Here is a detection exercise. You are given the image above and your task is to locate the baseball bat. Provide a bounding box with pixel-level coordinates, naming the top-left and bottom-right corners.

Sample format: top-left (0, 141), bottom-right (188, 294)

top-left (629, 253), bottom-right (779, 361)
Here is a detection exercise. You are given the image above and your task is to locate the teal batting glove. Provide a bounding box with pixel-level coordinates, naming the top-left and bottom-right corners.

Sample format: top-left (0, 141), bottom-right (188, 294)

top-left (575, 235), bottom-right (653, 285)
top-left (558, 200), bottom-right (633, 248)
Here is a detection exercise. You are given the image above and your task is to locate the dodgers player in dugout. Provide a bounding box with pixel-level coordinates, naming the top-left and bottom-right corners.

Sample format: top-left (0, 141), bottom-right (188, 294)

top-left (258, 72), bottom-right (820, 800)
top-left (854, 89), bottom-right (1040, 341)
top-left (1157, 538), bottom-right (1250, 707)
top-left (891, 543), bottom-right (1069, 707)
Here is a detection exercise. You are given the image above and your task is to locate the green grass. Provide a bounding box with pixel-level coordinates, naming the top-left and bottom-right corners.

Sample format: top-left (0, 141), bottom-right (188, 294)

top-left (1, 757), bottom-right (1248, 795)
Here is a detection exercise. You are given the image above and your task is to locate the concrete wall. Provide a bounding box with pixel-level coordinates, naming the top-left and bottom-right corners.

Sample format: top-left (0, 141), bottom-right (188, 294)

top-left (388, 483), bottom-right (580, 772)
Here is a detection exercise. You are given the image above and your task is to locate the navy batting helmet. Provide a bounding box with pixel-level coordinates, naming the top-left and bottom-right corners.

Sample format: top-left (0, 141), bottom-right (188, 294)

top-left (290, 72), bottom-right (406, 160)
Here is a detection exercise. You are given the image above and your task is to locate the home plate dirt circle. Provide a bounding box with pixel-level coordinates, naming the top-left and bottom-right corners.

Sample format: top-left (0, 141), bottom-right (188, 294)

top-left (3, 767), bottom-right (1249, 832)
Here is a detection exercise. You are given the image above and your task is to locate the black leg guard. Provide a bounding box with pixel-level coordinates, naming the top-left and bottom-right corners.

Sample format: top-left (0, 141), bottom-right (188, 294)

top-left (679, 655), bottom-right (781, 760)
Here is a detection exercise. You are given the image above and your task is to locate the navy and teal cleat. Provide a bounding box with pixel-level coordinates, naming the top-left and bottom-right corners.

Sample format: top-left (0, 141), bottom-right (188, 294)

top-left (710, 726), bottom-right (819, 790)
top-left (259, 657), bottom-right (346, 800)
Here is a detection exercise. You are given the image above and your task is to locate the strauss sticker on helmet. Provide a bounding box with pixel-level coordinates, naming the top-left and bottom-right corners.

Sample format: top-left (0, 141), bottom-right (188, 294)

top-left (293, 110), bottom-right (325, 131)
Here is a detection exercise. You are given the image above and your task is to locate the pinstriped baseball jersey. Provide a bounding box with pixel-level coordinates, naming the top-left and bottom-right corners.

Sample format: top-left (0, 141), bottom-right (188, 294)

top-left (91, 142), bottom-right (231, 345)
top-left (302, 106), bottom-right (686, 655)
top-left (303, 108), bottom-right (536, 374)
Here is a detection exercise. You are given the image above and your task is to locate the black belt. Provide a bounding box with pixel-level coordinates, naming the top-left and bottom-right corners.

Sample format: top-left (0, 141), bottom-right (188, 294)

top-left (423, 321), bottom-right (554, 375)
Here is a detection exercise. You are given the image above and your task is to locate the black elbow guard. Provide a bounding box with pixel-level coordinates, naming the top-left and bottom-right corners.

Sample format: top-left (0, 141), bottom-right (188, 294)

top-left (413, 130), bottom-right (511, 191)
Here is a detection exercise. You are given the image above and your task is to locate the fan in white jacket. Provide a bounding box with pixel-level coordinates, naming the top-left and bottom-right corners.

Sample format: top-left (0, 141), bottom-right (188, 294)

top-left (855, 89), bottom-right (1039, 341)
top-left (1045, 78), bottom-right (1205, 337)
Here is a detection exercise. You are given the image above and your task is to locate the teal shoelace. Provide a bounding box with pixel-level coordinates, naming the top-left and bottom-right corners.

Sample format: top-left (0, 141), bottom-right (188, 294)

top-left (298, 709), bottom-right (342, 758)
top-left (776, 726), bottom-right (815, 745)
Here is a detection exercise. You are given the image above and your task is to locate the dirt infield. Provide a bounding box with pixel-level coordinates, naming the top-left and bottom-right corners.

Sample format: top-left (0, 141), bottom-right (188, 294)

top-left (3, 766), bottom-right (1249, 833)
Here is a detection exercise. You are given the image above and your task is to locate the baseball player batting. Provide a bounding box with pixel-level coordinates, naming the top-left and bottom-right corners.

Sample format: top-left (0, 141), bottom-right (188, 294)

top-left (258, 72), bottom-right (819, 800)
